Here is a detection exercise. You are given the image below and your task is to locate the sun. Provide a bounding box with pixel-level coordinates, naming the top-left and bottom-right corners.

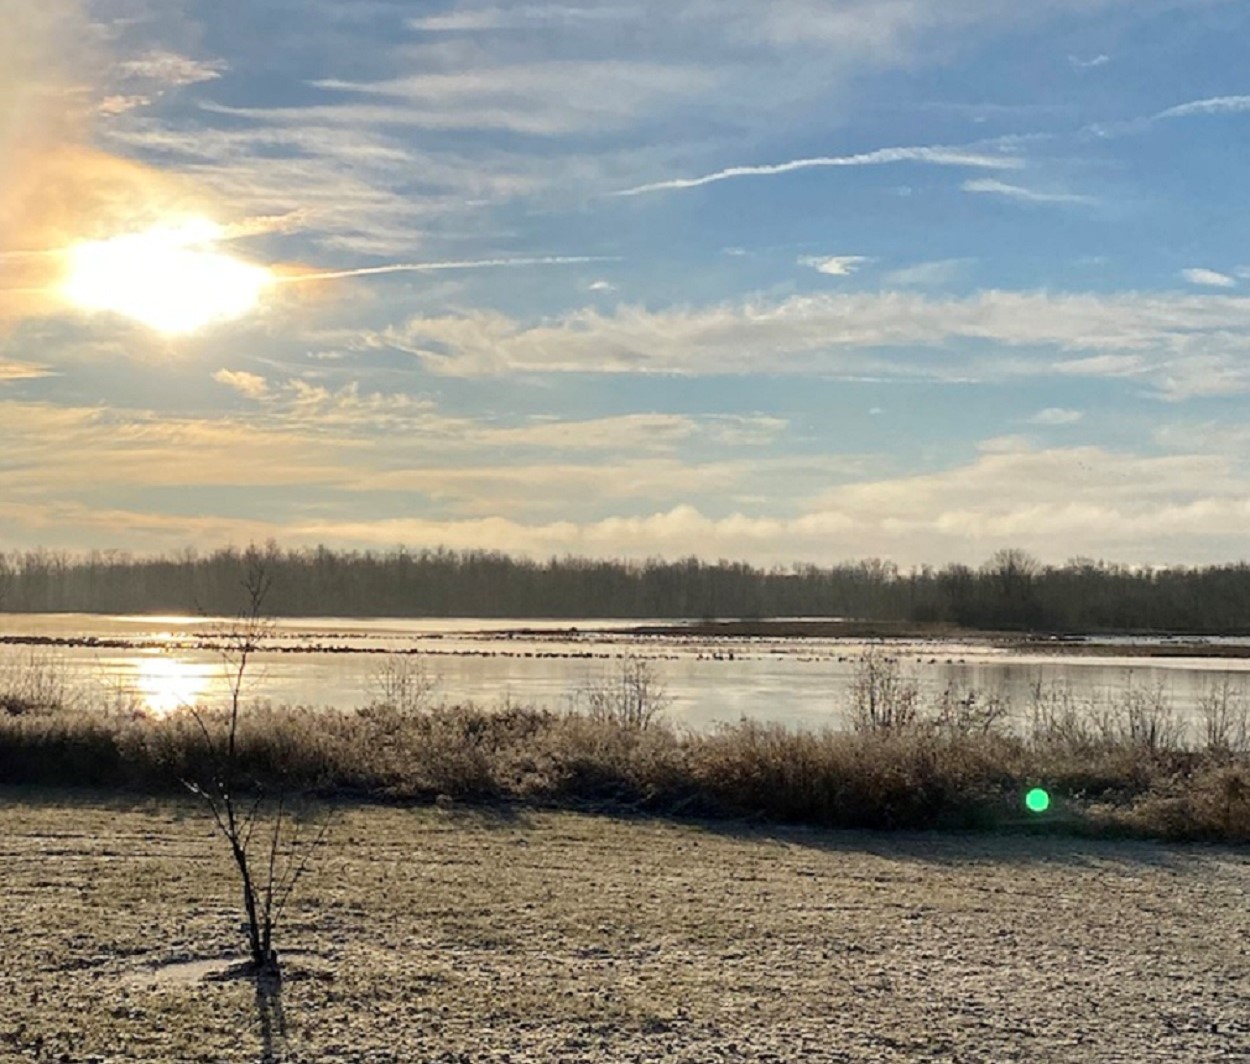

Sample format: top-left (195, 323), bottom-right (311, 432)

top-left (61, 218), bottom-right (272, 335)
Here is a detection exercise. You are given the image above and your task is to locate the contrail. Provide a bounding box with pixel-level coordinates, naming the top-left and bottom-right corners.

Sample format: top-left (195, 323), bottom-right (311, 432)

top-left (1154, 94), bottom-right (1250, 120)
top-left (278, 255), bottom-right (619, 283)
top-left (0, 250), bottom-right (620, 298)
top-left (612, 144), bottom-right (1022, 197)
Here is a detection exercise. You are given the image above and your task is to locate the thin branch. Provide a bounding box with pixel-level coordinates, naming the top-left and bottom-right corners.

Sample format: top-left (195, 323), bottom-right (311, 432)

top-left (263, 795), bottom-right (286, 928)
top-left (240, 789), bottom-right (267, 852)
top-left (272, 812), bottom-right (333, 924)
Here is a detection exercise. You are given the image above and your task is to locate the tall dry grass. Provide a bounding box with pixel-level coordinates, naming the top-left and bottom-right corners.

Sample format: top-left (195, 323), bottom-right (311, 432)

top-left (4, 650), bottom-right (1250, 841)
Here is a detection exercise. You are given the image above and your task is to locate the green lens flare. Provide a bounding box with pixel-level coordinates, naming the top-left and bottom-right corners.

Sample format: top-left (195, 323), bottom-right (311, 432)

top-left (1025, 788), bottom-right (1051, 813)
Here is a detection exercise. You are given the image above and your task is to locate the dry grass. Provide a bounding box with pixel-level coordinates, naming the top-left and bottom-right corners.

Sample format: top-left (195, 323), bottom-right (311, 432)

top-left (5, 644), bottom-right (1250, 840)
top-left (3, 794), bottom-right (1249, 1062)
top-left (4, 692), bottom-right (1250, 841)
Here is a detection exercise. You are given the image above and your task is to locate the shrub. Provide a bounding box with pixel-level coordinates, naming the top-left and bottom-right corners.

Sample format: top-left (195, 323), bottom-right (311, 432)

top-left (0, 650), bottom-right (75, 716)
top-left (577, 655), bottom-right (671, 730)
top-left (849, 647), bottom-right (919, 732)
top-left (5, 678), bottom-right (1250, 842)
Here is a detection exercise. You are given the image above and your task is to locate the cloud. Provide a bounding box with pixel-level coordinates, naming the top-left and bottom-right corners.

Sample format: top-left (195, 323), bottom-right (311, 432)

top-left (1156, 95), bottom-right (1250, 120)
top-left (406, 6), bottom-right (630, 32)
top-left (1068, 53), bottom-right (1111, 68)
top-left (1180, 267), bottom-right (1235, 288)
top-left (799, 255), bottom-right (868, 276)
top-left (97, 95), bottom-right (153, 117)
top-left (0, 400), bottom-right (360, 494)
top-left (1027, 407), bottom-right (1083, 426)
top-left (193, 442), bottom-right (1250, 567)
top-left (482, 413), bottom-right (697, 451)
top-left (0, 5), bottom-right (228, 325)
top-left (1051, 353), bottom-right (1142, 377)
top-left (376, 288), bottom-right (1250, 397)
top-left (706, 414), bottom-right (789, 446)
top-left (213, 368), bottom-right (270, 399)
top-left (101, 120), bottom-right (465, 256)
top-left (302, 61), bottom-right (720, 135)
top-left (116, 51), bottom-right (227, 90)
top-left (0, 358), bottom-right (54, 382)
top-left (10, 383), bottom-right (1250, 566)
top-left (256, 378), bottom-right (788, 454)
top-left (801, 443), bottom-right (1250, 555)
top-left (883, 258), bottom-right (970, 287)
top-left (92, 50), bottom-right (226, 117)
top-left (351, 456), bottom-right (848, 519)
top-left (588, 280), bottom-right (616, 292)
top-left (961, 178), bottom-right (1095, 205)
top-left (81, 0), bottom-right (1149, 269)
top-left (0, 392), bottom-right (839, 542)
top-left (613, 142), bottom-right (1022, 196)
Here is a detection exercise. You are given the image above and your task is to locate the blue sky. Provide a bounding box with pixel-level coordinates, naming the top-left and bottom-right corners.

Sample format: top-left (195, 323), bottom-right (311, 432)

top-left (4, 0), bottom-right (1250, 566)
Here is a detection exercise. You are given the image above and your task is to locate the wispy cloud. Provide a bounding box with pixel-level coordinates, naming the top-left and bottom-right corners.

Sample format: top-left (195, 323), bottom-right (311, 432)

top-left (195, 442), bottom-right (1250, 567)
top-left (213, 368), bottom-right (269, 399)
top-left (1068, 54), bottom-right (1110, 69)
top-left (302, 61), bottom-right (719, 135)
top-left (94, 49), bottom-right (229, 117)
top-left (883, 259), bottom-right (970, 287)
top-left (798, 255), bottom-right (868, 276)
top-left (285, 255), bottom-right (619, 283)
top-left (0, 358), bottom-right (52, 382)
top-left (200, 374), bottom-right (790, 457)
top-left (1181, 267), bottom-right (1236, 288)
top-left (1028, 407), bottom-right (1083, 426)
top-left (613, 143), bottom-right (1022, 197)
top-left (1156, 95), bottom-right (1250, 120)
top-left (116, 51), bottom-right (227, 89)
top-left (11, 388), bottom-right (1250, 566)
top-left (0, 391), bottom-right (829, 540)
top-left (407, 6), bottom-right (631, 32)
top-left (962, 178), bottom-right (1095, 205)
top-left (376, 288), bottom-right (1250, 398)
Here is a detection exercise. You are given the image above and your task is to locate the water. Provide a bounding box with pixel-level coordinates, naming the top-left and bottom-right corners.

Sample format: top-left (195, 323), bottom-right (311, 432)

top-left (3, 612), bottom-right (1250, 734)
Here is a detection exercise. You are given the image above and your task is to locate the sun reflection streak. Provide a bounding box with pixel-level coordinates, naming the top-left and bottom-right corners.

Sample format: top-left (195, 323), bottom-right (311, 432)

top-left (133, 654), bottom-right (211, 716)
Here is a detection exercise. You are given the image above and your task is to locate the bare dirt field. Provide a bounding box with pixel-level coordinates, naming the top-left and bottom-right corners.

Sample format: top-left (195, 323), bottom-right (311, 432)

top-left (3, 790), bottom-right (1250, 1063)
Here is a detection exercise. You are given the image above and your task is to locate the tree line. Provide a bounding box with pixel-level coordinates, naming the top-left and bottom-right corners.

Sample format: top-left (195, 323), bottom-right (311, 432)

top-left (2, 544), bottom-right (1250, 633)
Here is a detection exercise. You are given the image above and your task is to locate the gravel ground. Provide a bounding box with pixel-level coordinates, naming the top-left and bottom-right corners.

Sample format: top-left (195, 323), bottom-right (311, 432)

top-left (3, 790), bottom-right (1250, 1063)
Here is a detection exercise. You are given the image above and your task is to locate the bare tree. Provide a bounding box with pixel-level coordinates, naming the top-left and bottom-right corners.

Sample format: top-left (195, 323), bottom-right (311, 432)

top-left (185, 553), bottom-right (328, 977)
top-left (0, 552), bottom-right (11, 612)
top-left (582, 655), bottom-right (671, 729)
top-left (849, 645), bottom-right (919, 732)
top-left (365, 652), bottom-right (439, 715)
top-left (1197, 676), bottom-right (1250, 755)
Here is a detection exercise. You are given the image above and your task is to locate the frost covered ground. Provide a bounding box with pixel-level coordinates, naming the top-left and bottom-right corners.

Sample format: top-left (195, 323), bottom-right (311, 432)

top-left (3, 791), bottom-right (1249, 1062)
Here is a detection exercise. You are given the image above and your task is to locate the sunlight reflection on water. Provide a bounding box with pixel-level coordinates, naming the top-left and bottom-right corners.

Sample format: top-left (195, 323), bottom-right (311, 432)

top-left (130, 653), bottom-right (214, 715)
top-left (6, 613), bottom-right (1250, 732)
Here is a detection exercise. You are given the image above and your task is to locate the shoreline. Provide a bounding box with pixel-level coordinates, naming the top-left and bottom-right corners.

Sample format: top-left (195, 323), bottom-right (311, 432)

top-left (6, 615), bottom-right (1250, 659)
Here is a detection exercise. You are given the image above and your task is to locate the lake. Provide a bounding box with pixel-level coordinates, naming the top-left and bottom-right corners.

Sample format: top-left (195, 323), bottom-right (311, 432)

top-left (3, 612), bottom-right (1250, 736)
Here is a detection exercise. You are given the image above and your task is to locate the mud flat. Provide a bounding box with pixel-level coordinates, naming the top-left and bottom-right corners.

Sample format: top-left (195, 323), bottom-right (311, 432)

top-left (3, 791), bottom-right (1250, 1062)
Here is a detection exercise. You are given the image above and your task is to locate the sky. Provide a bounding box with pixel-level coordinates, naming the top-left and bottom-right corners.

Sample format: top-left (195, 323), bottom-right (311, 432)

top-left (3, 0), bottom-right (1250, 568)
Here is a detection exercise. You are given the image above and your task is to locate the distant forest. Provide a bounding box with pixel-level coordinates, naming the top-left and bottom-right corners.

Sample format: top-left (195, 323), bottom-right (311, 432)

top-left (3, 544), bottom-right (1250, 633)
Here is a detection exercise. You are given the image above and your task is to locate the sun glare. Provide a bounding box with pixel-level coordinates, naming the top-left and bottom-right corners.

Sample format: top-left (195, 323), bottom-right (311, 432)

top-left (61, 218), bottom-right (272, 334)
top-left (134, 654), bottom-right (210, 716)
